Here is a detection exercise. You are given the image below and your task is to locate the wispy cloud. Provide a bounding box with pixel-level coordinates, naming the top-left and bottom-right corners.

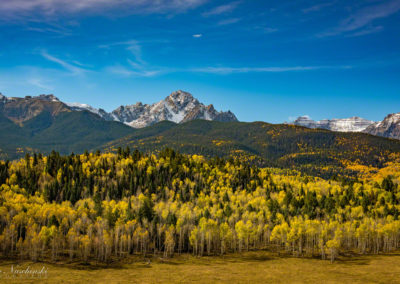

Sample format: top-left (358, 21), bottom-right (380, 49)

top-left (127, 59), bottom-right (164, 77)
top-left (101, 39), bottom-right (166, 77)
top-left (302, 2), bottom-right (335, 13)
top-left (100, 37), bottom-right (353, 78)
top-left (27, 78), bottom-right (54, 90)
top-left (26, 26), bottom-right (73, 36)
top-left (318, 0), bottom-right (400, 37)
top-left (0, 0), bottom-right (208, 18)
top-left (41, 51), bottom-right (87, 75)
top-left (0, 66), bottom-right (78, 93)
top-left (99, 40), bottom-right (147, 65)
top-left (106, 64), bottom-right (352, 77)
top-left (347, 26), bottom-right (384, 37)
top-left (105, 65), bottom-right (135, 77)
top-left (101, 38), bottom-right (183, 77)
top-left (105, 64), bottom-right (166, 77)
top-left (188, 65), bottom-right (352, 74)
top-left (202, 1), bottom-right (240, 17)
top-left (217, 18), bottom-right (241, 26)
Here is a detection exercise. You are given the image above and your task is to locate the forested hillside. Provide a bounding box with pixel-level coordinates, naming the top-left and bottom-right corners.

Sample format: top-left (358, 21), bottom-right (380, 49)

top-left (102, 120), bottom-right (400, 178)
top-left (1, 148), bottom-right (400, 263)
top-left (0, 110), bottom-right (133, 160)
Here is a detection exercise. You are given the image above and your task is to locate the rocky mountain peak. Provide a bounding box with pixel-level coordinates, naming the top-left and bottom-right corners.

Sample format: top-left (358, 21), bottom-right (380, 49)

top-left (166, 90), bottom-right (199, 111)
top-left (379, 113), bottom-right (400, 127)
top-left (364, 112), bottom-right (400, 139)
top-left (206, 104), bottom-right (215, 111)
top-left (36, 94), bottom-right (60, 102)
top-left (106, 90), bottom-right (238, 128)
top-left (168, 90), bottom-right (195, 101)
top-left (0, 92), bottom-right (69, 124)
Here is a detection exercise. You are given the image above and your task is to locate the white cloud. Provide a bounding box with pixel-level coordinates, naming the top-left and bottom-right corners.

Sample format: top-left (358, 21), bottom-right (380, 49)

top-left (26, 26), bottom-right (73, 36)
top-left (105, 64), bottom-right (352, 77)
top-left (105, 58), bottom-right (168, 78)
top-left (347, 26), bottom-right (384, 37)
top-left (318, 0), bottom-right (400, 37)
top-left (202, 1), bottom-right (240, 17)
top-left (105, 65), bottom-right (164, 77)
top-left (340, 0), bottom-right (400, 32)
top-left (41, 51), bottom-right (87, 75)
top-left (189, 65), bottom-right (352, 74)
top-left (0, 66), bottom-right (80, 94)
top-left (27, 78), bottom-right (54, 90)
top-left (192, 34), bottom-right (202, 38)
top-left (0, 0), bottom-right (208, 17)
top-left (99, 40), bottom-right (146, 65)
top-left (101, 39), bottom-right (168, 77)
top-left (104, 65), bottom-right (134, 77)
top-left (302, 2), bottom-right (335, 13)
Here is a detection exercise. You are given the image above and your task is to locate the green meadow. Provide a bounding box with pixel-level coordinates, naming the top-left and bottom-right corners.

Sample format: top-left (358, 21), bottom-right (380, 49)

top-left (2, 251), bottom-right (400, 283)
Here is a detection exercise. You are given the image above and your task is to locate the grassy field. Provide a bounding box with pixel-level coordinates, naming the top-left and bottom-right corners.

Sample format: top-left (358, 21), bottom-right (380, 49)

top-left (1, 251), bottom-right (400, 283)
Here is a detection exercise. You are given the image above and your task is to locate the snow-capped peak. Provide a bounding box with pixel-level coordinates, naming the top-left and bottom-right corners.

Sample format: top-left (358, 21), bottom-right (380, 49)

top-left (291, 115), bottom-right (374, 132)
top-left (375, 113), bottom-right (400, 129)
top-left (363, 112), bottom-right (400, 140)
top-left (66, 102), bottom-right (100, 115)
top-left (110, 90), bottom-right (237, 128)
top-left (167, 90), bottom-right (198, 107)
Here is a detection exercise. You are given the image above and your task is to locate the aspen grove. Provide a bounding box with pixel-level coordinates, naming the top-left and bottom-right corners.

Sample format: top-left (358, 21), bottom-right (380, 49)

top-left (1, 148), bottom-right (400, 263)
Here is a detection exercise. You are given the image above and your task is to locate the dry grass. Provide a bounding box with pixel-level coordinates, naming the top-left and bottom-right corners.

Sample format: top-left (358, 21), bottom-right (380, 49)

top-left (1, 251), bottom-right (400, 283)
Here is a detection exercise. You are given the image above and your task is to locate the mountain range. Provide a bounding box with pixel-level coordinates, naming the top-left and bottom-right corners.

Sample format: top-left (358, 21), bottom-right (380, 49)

top-left (290, 114), bottom-right (400, 139)
top-left (0, 90), bottom-right (237, 159)
top-left (0, 92), bottom-right (133, 160)
top-left (290, 116), bottom-right (374, 132)
top-left (100, 119), bottom-right (400, 178)
top-left (67, 90), bottom-right (237, 128)
top-left (3, 90), bottom-right (399, 140)
top-left (1, 90), bottom-right (400, 178)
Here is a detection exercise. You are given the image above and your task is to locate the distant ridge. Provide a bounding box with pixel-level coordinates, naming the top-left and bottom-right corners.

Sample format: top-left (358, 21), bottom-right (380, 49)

top-left (290, 114), bottom-right (400, 140)
top-left (289, 115), bottom-right (374, 132)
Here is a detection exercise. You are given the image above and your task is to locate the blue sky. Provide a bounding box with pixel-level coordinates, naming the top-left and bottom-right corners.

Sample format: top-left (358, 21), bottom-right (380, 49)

top-left (0, 0), bottom-right (399, 123)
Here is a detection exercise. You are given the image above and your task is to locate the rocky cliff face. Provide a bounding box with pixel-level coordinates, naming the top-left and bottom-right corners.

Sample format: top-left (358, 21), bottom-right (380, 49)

top-left (291, 116), bottom-right (374, 132)
top-left (364, 113), bottom-right (400, 140)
